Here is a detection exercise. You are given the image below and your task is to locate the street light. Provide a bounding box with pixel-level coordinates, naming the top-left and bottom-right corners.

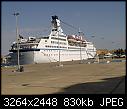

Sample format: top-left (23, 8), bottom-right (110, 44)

top-left (58, 30), bottom-right (61, 65)
top-left (57, 29), bottom-right (63, 67)
top-left (13, 12), bottom-right (20, 71)
top-left (78, 28), bottom-right (82, 63)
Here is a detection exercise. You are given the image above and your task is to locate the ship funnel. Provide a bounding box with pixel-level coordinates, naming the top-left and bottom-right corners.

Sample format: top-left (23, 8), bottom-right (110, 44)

top-left (51, 15), bottom-right (58, 29)
top-left (50, 15), bottom-right (65, 36)
top-left (52, 15), bottom-right (58, 20)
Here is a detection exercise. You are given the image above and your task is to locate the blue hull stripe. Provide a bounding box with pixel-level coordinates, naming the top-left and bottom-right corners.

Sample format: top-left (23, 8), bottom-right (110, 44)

top-left (10, 48), bottom-right (96, 52)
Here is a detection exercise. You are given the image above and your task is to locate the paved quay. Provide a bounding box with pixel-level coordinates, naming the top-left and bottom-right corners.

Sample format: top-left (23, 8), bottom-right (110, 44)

top-left (1, 60), bottom-right (125, 95)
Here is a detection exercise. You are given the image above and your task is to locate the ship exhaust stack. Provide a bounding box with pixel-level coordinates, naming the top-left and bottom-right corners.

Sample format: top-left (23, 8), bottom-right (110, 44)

top-left (51, 15), bottom-right (58, 29)
top-left (51, 15), bottom-right (65, 36)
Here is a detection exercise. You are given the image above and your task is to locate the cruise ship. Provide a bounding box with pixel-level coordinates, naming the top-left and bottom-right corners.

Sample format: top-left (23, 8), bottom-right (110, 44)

top-left (8, 15), bottom-right (96, 65)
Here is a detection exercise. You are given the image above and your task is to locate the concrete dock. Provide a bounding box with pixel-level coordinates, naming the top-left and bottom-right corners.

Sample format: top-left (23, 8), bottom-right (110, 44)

top-left (1, 60), bottom-right (125, 95)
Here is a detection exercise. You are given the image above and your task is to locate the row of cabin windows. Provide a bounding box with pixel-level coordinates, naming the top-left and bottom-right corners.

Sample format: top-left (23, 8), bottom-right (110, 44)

top-left (51, 41), bottom-right (66, 45)
top-left (44, 50), bottom-right (73, 52)
top-left (12, 45), bottom-right (36, 49)
top-left (43, 49), bottom-right (85, 52)
top-left (44, 53), bottom-right (83, 56)
top-left (68, 47), bottom-right (87, 51)
top-left (45, 45), bottom-right (87, 50)
top-left (87, 49), bottom-right (95, 51)
top-left (45, 45), bottom-right (66, 48)
top-left (68, 47), bottom-right (81, 49)
top-left (51, 37), bottom-right (66, 41)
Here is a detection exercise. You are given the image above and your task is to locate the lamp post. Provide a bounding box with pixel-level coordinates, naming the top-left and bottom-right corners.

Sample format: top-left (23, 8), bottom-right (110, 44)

top-left (57, 25), bottom-right (63, 67)
top-left (79, 28), bottom-right (82, 63)
top-left (13, 12), bottom-right (20, 71)
top-left (58, 30), bottom-right (61, 65)
top-left (57, 30), bottom-right (63, 66)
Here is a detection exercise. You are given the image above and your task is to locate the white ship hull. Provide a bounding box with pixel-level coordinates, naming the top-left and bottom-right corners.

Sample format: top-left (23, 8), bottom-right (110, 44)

top-left (35, 48), bottom-right (96, 63)
top-left (8, 47), bottom-right (96, 65)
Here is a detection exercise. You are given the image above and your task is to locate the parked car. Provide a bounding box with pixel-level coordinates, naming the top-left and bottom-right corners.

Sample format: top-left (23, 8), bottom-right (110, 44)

top-left (104, 53), bottom-right (113, 58)
top-left (112, 54), bottom-right (119, 58)
top-left (104, 55), bottom-right (112, 58)
top-left (120, 54), bottom-right (126, 58)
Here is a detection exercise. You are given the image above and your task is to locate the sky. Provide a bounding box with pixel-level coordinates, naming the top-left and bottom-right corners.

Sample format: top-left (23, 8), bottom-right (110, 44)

top-left (1, 1), bottom-right (126, 55)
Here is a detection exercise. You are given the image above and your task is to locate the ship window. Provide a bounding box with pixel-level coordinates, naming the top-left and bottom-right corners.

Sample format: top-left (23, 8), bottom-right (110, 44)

top-left (52, 29), bottom-right (57, 31)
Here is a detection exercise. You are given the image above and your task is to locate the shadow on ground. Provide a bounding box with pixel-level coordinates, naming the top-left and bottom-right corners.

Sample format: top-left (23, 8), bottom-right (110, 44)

top-left (53, 76), bottom-right (125, 94)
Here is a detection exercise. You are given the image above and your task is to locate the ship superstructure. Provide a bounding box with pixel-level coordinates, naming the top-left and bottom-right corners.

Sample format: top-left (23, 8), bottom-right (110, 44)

top-left (9, 15), bottom-right (96, 65)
